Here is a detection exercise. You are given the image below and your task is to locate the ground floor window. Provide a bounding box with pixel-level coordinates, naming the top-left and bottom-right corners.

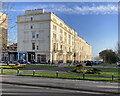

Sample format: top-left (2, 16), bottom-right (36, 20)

top-left (19, 53), bottom-right (27, 61)
top-left (37, 54), bottom-right (46, 63)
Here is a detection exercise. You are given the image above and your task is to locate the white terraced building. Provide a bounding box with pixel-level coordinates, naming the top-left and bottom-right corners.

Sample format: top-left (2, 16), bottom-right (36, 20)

top-left (17, 9), bottom-right (92, 64)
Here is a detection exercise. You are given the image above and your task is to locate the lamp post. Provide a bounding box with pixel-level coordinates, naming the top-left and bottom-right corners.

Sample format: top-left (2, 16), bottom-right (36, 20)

top-left (7, 50), bottom-right (9, 65)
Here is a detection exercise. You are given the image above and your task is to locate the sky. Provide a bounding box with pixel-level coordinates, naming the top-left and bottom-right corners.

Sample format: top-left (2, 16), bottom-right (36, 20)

top-left (6, 2), bottom-right (118, 58)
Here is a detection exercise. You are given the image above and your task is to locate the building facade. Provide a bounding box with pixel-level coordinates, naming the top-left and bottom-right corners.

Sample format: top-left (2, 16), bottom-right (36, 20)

top-left (0, 12), bottom-right (8, 61)
top-left (17, 9), bottom-right (92, 64)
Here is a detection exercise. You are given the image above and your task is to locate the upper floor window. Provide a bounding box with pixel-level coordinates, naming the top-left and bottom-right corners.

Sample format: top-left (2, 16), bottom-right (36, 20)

top-left (31, 17), bottom-right (33, 21)
top-left (53, 18), bottom-right (57, 22)
top-left (32, 33), bottom-right (35, 38)
top-left (69, 35), bottom-right (71, 39)
top-left (60, 23), bottom-right (63, 26)
top-left (53, 33), bottom-right (56, 41)
top-left (31, 25), bottom-right (33, 29)
top-left (53, 25), bottom-right (57, 30)
top-left (60, 29), bottom-right (63, 34)
top-left (37, 45), bottom-right (39, 50)
top-left (32, 43), bottom-right (35, 50)
top-left (60, 36), bottom-right (63, 41)
top-left (36, 34), bottom-right (39, 38)
top-left (64, 32), bottom-right (67, 37)
top-left (60, 45), bottom-right (63, 50)
top-left (65, 27), bottom-right (67, 30)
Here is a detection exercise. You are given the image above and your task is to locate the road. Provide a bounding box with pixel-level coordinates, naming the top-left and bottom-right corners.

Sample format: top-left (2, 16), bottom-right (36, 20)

top-left (2, 83), bottom-right (112, 96)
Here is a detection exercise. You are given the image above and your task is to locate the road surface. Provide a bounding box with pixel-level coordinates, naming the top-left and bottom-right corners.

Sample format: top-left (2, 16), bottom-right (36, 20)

top-left (1, 83), bottom-right (112, 96)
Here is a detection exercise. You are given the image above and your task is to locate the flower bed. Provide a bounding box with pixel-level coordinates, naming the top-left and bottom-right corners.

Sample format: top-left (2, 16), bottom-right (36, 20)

top-left (74, 64), bottom-right (101, 74)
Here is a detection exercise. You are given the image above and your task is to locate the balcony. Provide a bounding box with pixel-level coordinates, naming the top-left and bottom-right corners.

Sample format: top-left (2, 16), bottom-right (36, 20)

top-left (53, 48), bottom-right (59, 53)
top-left (59, 50), bottom-right (63, 53)
top-left (67, 51), bottom-right (73, 55)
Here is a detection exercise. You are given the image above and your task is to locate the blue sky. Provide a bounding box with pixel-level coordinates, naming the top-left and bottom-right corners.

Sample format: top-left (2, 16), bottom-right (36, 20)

top-left (7, 2), bottom-right (118, 58)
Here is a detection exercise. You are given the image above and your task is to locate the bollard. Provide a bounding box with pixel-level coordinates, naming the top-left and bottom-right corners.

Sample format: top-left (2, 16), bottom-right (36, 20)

top-left (1, 68), bottom-right (3, 74)
top-left (17, 69), bottom-right (19, 75)
top-left (56, 71), bottom-right (58, 78)
top-left (33, 70), bottom-right (35, 76)
top-left (112, 73), bottom-right (114, 81)
top-left (83, 72), bottom-right (85, 80)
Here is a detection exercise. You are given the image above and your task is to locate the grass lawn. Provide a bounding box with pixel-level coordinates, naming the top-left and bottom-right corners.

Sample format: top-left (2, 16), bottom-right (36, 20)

top-left (68, 70), bottom-right (119, 78)
top-left (19, 64), bottom-right (57, 70)
top-left (64, 66), bottom-right (118, 70)
top-left (19, 71), bottom-right (120, 83)
top-left (0, 69), bottom-right (23, 75)
top-left (97, 63), bottom-right (117, 66)
top-left (67, 65), bottom-right (119, 78)
top-left (0, 63), bottom-right (57, 70)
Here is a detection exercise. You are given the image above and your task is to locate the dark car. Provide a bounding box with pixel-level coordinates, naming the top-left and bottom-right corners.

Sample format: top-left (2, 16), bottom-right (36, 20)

top-left (86, 61), bottom-right (93, 66)
top-left (18, 60), bottom-right (30, 64)
top-left (117, 61), bottom-right (120, 67)
top-left (1, 59), bottom-right (7, 63)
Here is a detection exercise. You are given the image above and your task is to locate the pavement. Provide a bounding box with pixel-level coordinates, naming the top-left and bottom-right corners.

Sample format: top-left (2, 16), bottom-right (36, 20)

top-left (1, 75), bottom-right (120, 95)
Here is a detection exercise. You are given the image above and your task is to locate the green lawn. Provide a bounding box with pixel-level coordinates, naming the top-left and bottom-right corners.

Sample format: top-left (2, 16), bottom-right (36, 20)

top-left (18, 65), bottom-right (119, 82)
top-left (0, 63), bottom-right (57, 70)
top-left (0, 69), bottom-right (23, 75)
top-left (19, 64), bottom-right (57, 70)
top-left (67, 66), bottom-right (119, 78)
top-left (68, 70), bottom-right (119, 78)
top-left (1, 63), bottom-right (119, 82)
top-left (98, 63), bottom-right (117, 66)
top-left (64, 66), bottom-right (118, 70)
top-left (19, 71), bottom-right (120, 83)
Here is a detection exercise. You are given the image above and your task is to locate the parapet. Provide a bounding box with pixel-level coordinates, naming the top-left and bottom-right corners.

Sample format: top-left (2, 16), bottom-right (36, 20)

top-left (25, 9), bottom-right (44, 15)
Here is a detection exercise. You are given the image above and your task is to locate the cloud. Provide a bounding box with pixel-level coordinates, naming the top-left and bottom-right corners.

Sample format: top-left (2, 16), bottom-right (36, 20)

top-left (48, 4), bottom-right (118, 15)
top-left (10, 3), bottom-right (118, 15)
top-left (74, 4), bottom-right (118, 15)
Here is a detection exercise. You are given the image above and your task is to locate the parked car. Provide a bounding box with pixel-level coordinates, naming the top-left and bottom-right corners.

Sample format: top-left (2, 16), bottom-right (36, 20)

top-left (0, 59), bottom-right (7, 63)
top-left (99, 61), bottom-right (103, 64)
top-left (86, 61), bottom-right (93, 66)
top-left (117, 61), bottom-right (120, 67)
top-left (18, 60), bottom-right (30, 64)
top-left (94, 61), bottom-right (100, 65)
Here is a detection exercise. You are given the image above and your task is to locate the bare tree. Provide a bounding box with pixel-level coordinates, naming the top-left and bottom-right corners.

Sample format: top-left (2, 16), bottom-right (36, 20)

top-left (0, 2), bottom-right (16, 45)
top-left (0, 2), bottom-right (15, 63)
top-left (0, 2), bottom-right (14, 25)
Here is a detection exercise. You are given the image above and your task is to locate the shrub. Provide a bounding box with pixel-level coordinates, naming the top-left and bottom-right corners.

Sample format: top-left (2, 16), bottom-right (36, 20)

top-left (86, 68), bottom-right (101, 74)
top-left (80, 68), bottom-right (87, 73)
top-left (15, 63), bottom-right (20, 66)
top-left (75, 64), bottom-right (83, 72)
top-left (75, 64), bottom-right (88, 73)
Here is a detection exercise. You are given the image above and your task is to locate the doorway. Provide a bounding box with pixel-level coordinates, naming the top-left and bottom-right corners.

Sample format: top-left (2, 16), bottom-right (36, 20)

top-left (28, 52), bottom-right (35, 63)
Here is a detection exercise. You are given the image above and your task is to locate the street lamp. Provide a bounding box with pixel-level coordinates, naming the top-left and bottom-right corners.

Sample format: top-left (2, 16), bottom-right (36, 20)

top-left (7, 50), bottom-right (9, 65)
